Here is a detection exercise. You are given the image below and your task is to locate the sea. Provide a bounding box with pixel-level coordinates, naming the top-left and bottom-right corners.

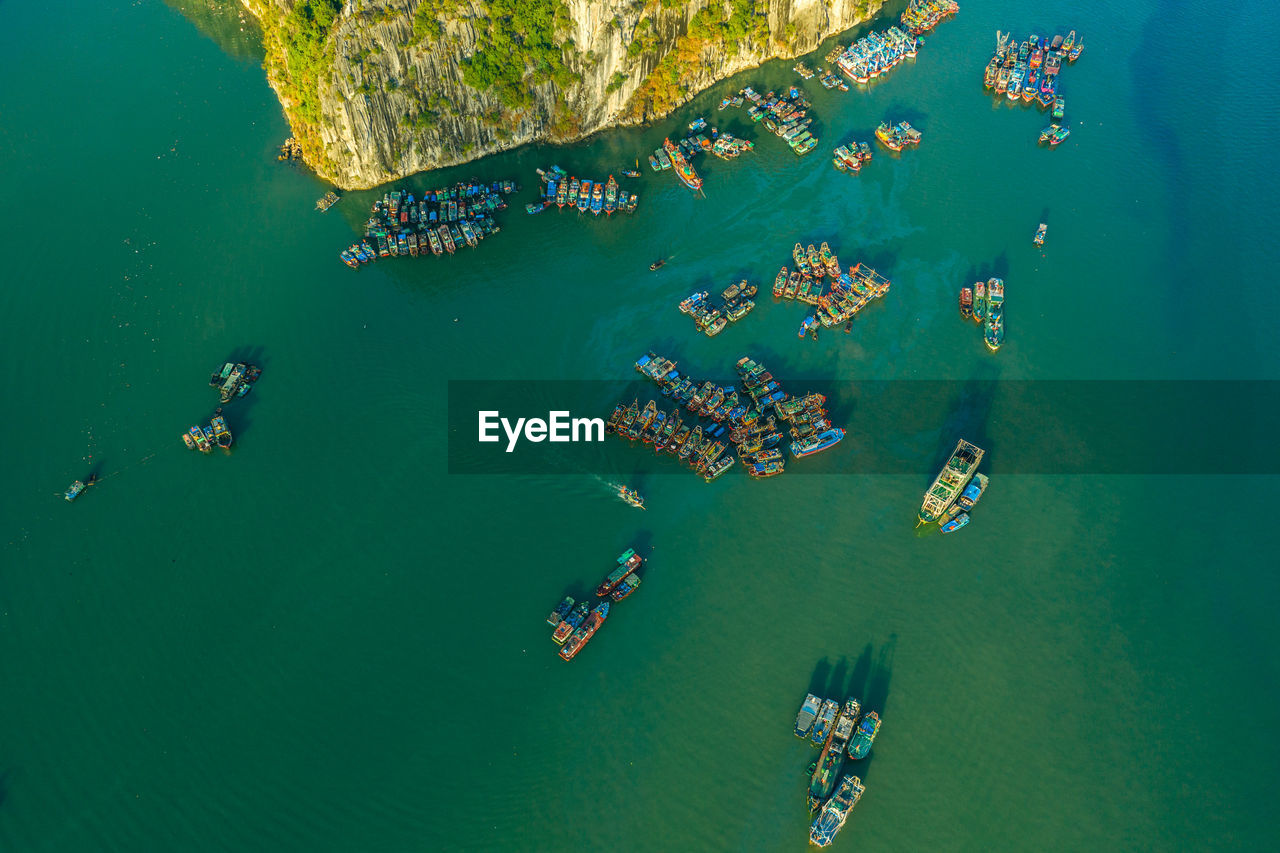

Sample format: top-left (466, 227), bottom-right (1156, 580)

top-left (1, 0), bottom-right (1277, 849)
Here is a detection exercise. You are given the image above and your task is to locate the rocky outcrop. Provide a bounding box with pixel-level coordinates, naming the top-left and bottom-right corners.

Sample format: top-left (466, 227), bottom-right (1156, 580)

top-left (239, 0), bottom-right (885, 189)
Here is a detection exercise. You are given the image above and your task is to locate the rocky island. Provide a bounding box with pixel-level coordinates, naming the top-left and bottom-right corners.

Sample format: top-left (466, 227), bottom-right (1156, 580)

top-left (237, 0), bottom-right (884, 188)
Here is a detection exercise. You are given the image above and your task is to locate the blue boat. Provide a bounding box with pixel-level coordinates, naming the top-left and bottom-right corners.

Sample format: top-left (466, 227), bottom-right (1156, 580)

top-left (64, 474), bottom-right (95, 501)
top-left (957, 472), bottom-right (989, 510)
top-left (795, 693), bottom-right (822, 737)
top-left (940, 512), bottom-right (969, 533)
top-left (791, 427), bottom-right (845, 459)
top-left (846, 711), bottom-right (881, 759)
top-left (546, 595), bottom-right (575, 627)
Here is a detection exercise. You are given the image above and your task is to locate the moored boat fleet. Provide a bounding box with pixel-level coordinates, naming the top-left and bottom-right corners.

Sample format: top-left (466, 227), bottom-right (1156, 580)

top-left (874, 120), bottom-right (922, 152)
top-left (183, 361), bottom-right (263, 452)
top-left (678, 278), bottom-right (758, 337)
top-left (776, 243), bottom-right (893, 337)
top-left (612, 353), bottom-right (844, 481)
top-left (794, 691), bottom-right (883, 846)
top-left (530, 165), bottom-right (638, 216)
top-left (339, 181), bottom-right (513, 269)
top-left (545, 547), bottom-right (644, 661)
top-left (739, 86), bottom-right (820, 155)
top-left (834, 26), bottom-right (921, 86)
top-left (900, 0), bottom-right (959, 35)
top-left (983, 29), bottom-right (1083, 142)
top-left (832, 141), bottom-right (873, 175)
top-left (958, 277), bottom-right (1005, 352)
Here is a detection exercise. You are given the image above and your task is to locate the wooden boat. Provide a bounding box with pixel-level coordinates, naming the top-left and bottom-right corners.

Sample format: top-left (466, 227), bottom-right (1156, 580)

top-left (773, 266), bottom-right (788, 297)
top-left (1034, 223), bottom-right (1047, 247)
top-left (959, 286), bottom-right (973, 320)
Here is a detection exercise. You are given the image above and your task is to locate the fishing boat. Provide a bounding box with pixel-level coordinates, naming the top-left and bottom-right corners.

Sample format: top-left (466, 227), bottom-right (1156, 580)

top-left (618, 485), bottom-right (645, 509)
top-left (798, 316), bottom-right (818, 338)
top-left (315, 190), bottom-right (340, 212)
top-left (985, 311), bottom-right (1005, 352)
top-left (808, 697), bottom-right (860, 812)
top-left (1034, 223), bottom-right (1047, 247)
top-left (1052, 96), bottom-right (1065, 120)
top-left (791, 427), bottom-right (845, 459)
top-left (596, 548), bottom-right (643, 597)
top-left (788, 691), bottom-right (819, 737)
top-left (621, 169), bottom-right (641, 178)
top-left (604, 175), bottom-right (618, 215)
top-left (559, 601), bottom-right (609, 661)
top-left (973, 280), bottom-right (987, 322)
top-left (610, 573), bottom-right (641, 601)
top-left (847, 711), bottom-right (881, 759)
top-left (589, 181), bottom-right (604, 215)
top-left (1048, 124), bottom-right (1070, 146)
top-left (188, 426), bottom-right (211, 453)
top-left (809, 775), bottom-right (866, 848)
top-left (551, 600), bottom-right (589, 643)
top-left (918, 439), bottom-right (985, 524)
top-left (773, 266), bottom-right (788, 297)
top-left (211, 415), bottom-right (233, 449)
top-left (567, 176), bottom-right (580, 207)
top-left (956, 472), bottom-right (989, 511)
top-left (525, 201), bottom-right (548, 214)
top-left (810, 699), bottom-right (840, 747)
top-left (577, 179), bottom-right (592, 209)
top-left (64, 473), bottom-right (96, 501)
top-left (957, 286), bottom-right (973, 321)
top-left (555, 180), bottom-right (568, 207)
top-left (546, 595), bottom-right (575, 627)
top-left (940, 511), bottom-right (969, 533)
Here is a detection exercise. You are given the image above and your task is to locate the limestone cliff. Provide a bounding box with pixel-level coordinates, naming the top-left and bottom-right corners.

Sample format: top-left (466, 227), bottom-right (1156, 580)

top-left (239, 0), bottom-right (885, 189)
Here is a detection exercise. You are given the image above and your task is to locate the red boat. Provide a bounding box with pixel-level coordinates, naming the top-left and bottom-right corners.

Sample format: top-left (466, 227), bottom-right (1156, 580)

top-left (959, 286), bottom-right (973, 320)
top-left (596, 548), bottom-right (643, 597)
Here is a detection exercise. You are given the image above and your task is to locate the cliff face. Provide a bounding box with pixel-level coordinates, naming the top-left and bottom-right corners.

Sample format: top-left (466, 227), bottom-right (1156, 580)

top-left (241, 0), bottom-right (884, 189)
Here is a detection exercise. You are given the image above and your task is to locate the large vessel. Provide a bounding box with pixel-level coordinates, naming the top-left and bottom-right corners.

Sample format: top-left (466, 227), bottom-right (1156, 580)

top-left (809, 774), bottom-right (866, 847)
top-left (559, 601), bottom-right (609, 661)
top-left (551, 601), bottom-right (589, 644)
top-left (847, 711), bottom-right (881, 759)
top-left (809, 699), bottom-right (840, 747)
top-left (918, 439), bottom-right (985, 524)
top-left (795, 693), bottom-right (822, 738)
top-left (985, 278), bottom-right (1005, 352)
top-left (808, 698), bottom-right (860, 811)
top-left (663, 138), bottom-right (703, 191)
top-left (791, 427), bottom-right (845, 459)
top-left (596, 548), bottom-right (643, 597)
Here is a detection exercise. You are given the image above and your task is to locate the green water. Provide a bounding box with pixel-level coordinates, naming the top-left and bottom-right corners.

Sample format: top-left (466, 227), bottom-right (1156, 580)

top-left (2, 0), bottom-right (1277, 849)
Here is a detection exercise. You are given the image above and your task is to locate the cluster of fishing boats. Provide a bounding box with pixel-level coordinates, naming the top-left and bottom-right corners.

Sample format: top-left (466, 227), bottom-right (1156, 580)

top-left (900, 0), bottom-right (959, 35)
top-left (182, 415), bottom-right (234, 453)
top-left (938, 472), bottom-right (989, 533)
top-left (958, 277), bottom-right (1004, 352)
top-left (529, 165), bottom-right (638, 215)
top-left (983, 30), bottom-right (1081, 130)
top-left (832, 141), bottom-right (873, 174)
top-left (833, 26), bottom-right (919, 86)
top-left (208, 361), bottom-right (262, 404)
top-left (918, 439), bottom-right (986, 526)
top-left (621, 353), bottom-right (844, 480)
top-left (339, 182), bottom-right (513, 268)
top-left (677, 278), bottom-right (758, 337)
top-left (181, 361), bottom-right (263, 452)
top-left (740, 86), bottom-right (819, 155)
top-left (794, 693), bottom-right (882, 845)
top-left (545, 547), bottom-right (643, 661)
top-left (1039, 123), bottom-right (1071, 147)
top-left (874, 120), bottom-right (921, 152)
top-left (775, 244), bottom-right (892, 336)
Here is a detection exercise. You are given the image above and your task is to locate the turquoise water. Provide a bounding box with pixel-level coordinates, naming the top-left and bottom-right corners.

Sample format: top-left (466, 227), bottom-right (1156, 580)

top-left (1, 0), bottom-right (1276, 849)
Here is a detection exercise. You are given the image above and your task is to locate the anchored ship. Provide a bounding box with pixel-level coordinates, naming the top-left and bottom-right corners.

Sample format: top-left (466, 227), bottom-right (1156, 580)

top-left (795, 694), bottom-right (822, 738)
top-left (559, 601), bottom-right (610, 661)
top-left (919, 439), bottom-right (985, 524)
top-left (596, 548), bottom-right (643, 597)
top-left (809, 774), bottom-right (866, 847)
top-left (847, 711), bottom-right (882, 759)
